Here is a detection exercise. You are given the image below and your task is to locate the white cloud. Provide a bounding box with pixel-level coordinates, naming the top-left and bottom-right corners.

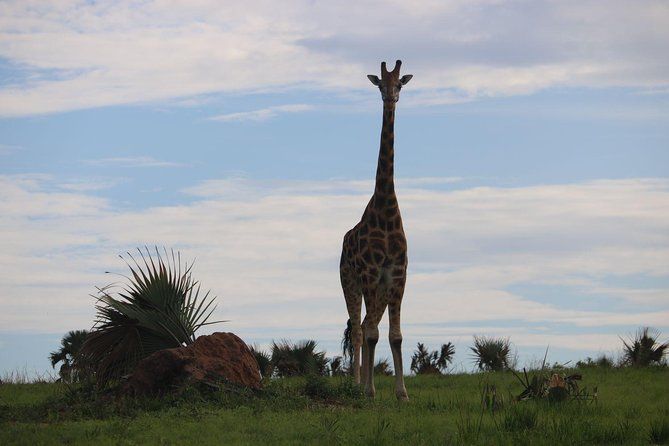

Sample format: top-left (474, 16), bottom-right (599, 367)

top-left (83, 156), bottom-right (185, 168)
top-left (58, 178), bottom-right (125, 192)
top-left (0, 0), bottom-right (667, 116)
top-left (0, 174), bottom-right (668, 361)
top-left (209, 104), bottom-right (313, 122)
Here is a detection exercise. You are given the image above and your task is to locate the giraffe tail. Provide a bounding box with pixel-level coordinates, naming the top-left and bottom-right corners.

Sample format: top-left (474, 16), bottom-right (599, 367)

top-left (342, 319), bottom-right (353, 365)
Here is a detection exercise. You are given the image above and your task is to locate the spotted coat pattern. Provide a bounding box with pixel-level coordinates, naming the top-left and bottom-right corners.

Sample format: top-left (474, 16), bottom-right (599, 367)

top-left (340, 60), bottom-right (410, 401)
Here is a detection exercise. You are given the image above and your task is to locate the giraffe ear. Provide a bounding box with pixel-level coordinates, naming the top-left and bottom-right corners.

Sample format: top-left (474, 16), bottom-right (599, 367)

top-left (367, 75), bottom-right (381, 86)
top-left (400, 74), bottom-right (413, 85)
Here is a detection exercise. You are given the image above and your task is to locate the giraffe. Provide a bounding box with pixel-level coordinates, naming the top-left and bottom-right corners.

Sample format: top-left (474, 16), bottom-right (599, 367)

top-left (340, 60), bottom-right (412, 401)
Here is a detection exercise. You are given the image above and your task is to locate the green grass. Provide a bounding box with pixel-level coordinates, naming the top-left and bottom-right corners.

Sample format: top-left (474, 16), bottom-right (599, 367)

top-left (1, 367), bottom-right (668, 445)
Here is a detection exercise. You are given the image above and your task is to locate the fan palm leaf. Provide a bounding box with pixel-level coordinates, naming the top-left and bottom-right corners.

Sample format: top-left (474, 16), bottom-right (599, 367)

top-left (49, 330), bottom-right (90, 381)
top-left (80, 247), bottom-right (222, 387)
top-left (621, 327), bottom-right (669, 367)
top-left (470, 336), bottom-right (512, 371)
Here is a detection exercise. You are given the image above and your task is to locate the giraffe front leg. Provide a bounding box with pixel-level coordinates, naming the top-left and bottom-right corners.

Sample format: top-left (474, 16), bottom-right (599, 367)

top-left (388, 298), bottom-right (409, 401)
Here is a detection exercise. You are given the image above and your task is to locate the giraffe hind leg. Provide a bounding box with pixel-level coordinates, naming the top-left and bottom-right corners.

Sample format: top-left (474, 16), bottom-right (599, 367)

top-left (361, 286), bottom-right (386, 398)
top-left (388, 282), bottom-right (409, 401)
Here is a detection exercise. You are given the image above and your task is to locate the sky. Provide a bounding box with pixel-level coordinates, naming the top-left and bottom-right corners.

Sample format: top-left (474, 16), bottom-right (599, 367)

top-left (1, 0), bottom-right (668, 378)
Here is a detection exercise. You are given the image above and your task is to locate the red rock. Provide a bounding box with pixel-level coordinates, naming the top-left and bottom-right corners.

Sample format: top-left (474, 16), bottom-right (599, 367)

top-left (124, 332), bottom-right (261, 396)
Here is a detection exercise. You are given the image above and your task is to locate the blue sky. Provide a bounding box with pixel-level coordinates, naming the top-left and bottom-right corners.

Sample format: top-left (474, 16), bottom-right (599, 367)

top-left (1, 0), bottom-right (668, 377)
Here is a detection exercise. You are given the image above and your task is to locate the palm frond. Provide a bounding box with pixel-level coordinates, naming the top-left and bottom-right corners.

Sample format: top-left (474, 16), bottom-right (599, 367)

top-left (80, 247), bottom-right (221, 387)
top-left (621, 327), bottom-right (669, 367)
top-left (411, 342), bottom-right (454, 375)
top-left (470, 336), bottom-right (512, 372)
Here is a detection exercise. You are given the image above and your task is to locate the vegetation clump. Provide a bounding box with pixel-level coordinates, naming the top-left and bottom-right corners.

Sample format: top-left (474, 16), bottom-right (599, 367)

top-left (49, 330), bottom-right (90, 383)
top-left (79, 247), bottom-right (221, 387)
top-left (576, 354), bottom-right (615, 369)
top-left (621, 327), bottom-right (668, 367)
top-left (270, 340), bottom-right (328, 377)
top-left (374, 358), bottom-right (393, 376)
top-left (410, 342), bottom-right (455, 375)
top-left (470, 336), bottom-right (513, 371)
top-left (250, 345), bottom-right (273, 379)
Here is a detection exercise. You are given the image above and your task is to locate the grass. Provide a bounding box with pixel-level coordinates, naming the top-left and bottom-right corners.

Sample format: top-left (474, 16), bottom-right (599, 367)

top-left (1, 367), bottom-right (668, 445)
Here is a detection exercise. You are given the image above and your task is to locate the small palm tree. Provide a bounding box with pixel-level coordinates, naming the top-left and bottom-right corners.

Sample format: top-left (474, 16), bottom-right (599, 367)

top-left (271, 340), bottom-right (328, 377)
top-left (374, 358), bottom-right (394, 376)
top-left (80, 247), bottom-right (221, 387)
top-left (250, 345), bottom-right (273, 378)
top-left (621, 327), bottom-right (668, 367)
top-left (470, 336), bottom-right (512, 371)
top-left (410, 342), bottom-right (455, 375)
top-left (49, 330), bottom-right (90, 382)
top-left (329, 356), bottom-right (346, 376)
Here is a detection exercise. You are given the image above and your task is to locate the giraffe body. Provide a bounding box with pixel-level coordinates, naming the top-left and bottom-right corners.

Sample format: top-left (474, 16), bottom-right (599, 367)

top-left (340, 60), bottom-right (412, 401)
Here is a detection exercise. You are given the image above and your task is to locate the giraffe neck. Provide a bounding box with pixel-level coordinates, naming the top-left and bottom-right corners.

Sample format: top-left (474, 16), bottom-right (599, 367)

top-left (374, 101), bottom-right (396, 197)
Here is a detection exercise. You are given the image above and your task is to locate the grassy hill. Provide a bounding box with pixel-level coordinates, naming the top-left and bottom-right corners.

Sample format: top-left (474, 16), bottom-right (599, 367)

top-left (2, 367), bottom-right (668, 445)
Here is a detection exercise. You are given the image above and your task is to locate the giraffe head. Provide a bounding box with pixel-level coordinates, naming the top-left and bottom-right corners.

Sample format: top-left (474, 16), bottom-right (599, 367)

top-left (367, 60), bottom-right (413, 103)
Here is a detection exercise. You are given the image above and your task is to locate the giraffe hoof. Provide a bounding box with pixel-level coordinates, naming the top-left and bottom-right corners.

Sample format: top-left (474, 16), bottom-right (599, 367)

top-left (396, 391), bottom-right (409, 402)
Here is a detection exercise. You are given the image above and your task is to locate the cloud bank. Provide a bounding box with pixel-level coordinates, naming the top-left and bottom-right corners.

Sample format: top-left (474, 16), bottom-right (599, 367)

top-left (0, 0), bottom-right (667, 116)
top-left (0, 174), bottom-right (667, 359)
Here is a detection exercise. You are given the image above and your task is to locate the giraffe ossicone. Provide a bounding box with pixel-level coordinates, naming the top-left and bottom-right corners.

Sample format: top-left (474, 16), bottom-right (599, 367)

top-left (340, 60), bottom-right (412, 401)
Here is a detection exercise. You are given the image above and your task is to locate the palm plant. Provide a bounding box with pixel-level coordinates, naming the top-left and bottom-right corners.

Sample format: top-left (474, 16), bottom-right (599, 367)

top-left (329, 356), bottom-right (346, 376)
top-left (250, 345), bottom-right (274, 378)
top-left (410, 342), bottom-right (455, 375)
top-left (49, 330), bottom-right (90, 382)
top-left (470, 336), bottom-right (512, 371)
top-left (374, 358), bottom-right (394, 376)
top-left (270, 339), bottom-right (328, 377)
top-left (80, 247), bottom-right (221, 387)
top-left (621, 327), bottom-right (668, 367)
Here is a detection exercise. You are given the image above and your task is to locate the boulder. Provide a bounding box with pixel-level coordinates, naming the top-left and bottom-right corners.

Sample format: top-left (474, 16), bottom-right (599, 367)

top-left (123, 332), bottom-right (262, 396)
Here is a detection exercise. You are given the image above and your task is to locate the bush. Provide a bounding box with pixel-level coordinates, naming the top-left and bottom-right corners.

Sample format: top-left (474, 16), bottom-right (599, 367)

top-left (621, 327), bottom-right (668, 367)
top-left (329, 356), bottom-right (346, 376)
top-left (49, 330), bottom-right (91, 383)
top-left (250, 345), bottom-right (273, 378)
top-left (470, 336), bottom-right (512, 371)
top-left (271, 340), bottom-right (328, 377)
top-left (80, 247), bottom-right (220, 387)
top-left (410, 342), bottom-right (455, 375)
top-left (374, 358), bottom-right (393, 376)
top-left (576, 355), bottom-right (615, 369)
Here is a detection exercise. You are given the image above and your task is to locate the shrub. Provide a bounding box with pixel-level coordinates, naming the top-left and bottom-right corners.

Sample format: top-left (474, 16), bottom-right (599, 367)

top-left (621, 327), bottom-right (668, 367)
top-left (470, 336), bottom-right (512, 371)
top-left (303, 374), bottom-right (333, 399)
top-left (250, 345), bottom-right (273, 378)
top-left (410, 342), bottom-right (455, 375)
top-left (271, 340), bottom-right (328, 377)
top-left (80, 247), bottom-right (220, 387)
top-left (329, 356), bottom-right (346, 376)
top-left (374, 358), bottom-right (393, 376)
top-left (49, 330), bottom-right (91, 382)
top-left (576, 355), bottom-right (615, 369)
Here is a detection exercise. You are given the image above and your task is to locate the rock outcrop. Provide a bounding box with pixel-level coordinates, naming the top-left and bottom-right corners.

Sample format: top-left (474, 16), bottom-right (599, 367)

top-left (124, 332), bottom-right (261, 396)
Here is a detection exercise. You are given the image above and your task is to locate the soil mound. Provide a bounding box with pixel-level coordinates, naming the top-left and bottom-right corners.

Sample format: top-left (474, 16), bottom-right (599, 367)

top-left (124, 332), bottom-right (261, 396)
